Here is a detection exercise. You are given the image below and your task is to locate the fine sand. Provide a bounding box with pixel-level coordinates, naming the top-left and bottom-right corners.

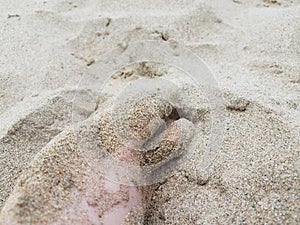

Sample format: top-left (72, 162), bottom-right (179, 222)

top-left (0, 0), bottom-right (299, 224)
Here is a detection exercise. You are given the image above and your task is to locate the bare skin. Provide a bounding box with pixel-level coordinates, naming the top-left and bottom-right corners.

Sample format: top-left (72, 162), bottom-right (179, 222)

top-left (0, 97), bottom-right (194, 224)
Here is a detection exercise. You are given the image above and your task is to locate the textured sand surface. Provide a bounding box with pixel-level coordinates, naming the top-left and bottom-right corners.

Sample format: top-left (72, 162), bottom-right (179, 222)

top-left (0, 0), bottom-right (299, 224)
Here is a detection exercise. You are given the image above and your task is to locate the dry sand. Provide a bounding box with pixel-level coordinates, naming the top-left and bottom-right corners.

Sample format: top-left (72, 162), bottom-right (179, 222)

top-left (0, 0), bottom-right (299, 224)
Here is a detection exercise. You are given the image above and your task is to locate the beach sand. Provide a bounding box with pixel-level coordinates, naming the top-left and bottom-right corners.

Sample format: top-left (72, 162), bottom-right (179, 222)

top-left (0, 0), bottom-right (299, 224)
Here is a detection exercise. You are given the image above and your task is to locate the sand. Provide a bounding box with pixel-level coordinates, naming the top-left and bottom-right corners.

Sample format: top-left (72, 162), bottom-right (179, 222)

top-left (0, 0), bottom-right (299, 224)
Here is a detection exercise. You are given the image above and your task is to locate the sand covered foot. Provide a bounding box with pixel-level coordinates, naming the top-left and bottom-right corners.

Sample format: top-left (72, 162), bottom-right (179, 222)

top-left (0, 96), bottom-right (195, 224)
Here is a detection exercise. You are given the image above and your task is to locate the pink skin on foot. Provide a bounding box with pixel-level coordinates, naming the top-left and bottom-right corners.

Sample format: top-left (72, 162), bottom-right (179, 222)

top-left (101, 183), bottom-right (142, 225)
top-left (0, 98), bottom-right (193, 224)
top-left (53, 141), bottom-right (144, 225)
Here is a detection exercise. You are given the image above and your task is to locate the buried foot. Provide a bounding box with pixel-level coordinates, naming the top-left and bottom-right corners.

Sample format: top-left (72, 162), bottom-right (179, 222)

top-left (0, 96), bottom-right (195, 224)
